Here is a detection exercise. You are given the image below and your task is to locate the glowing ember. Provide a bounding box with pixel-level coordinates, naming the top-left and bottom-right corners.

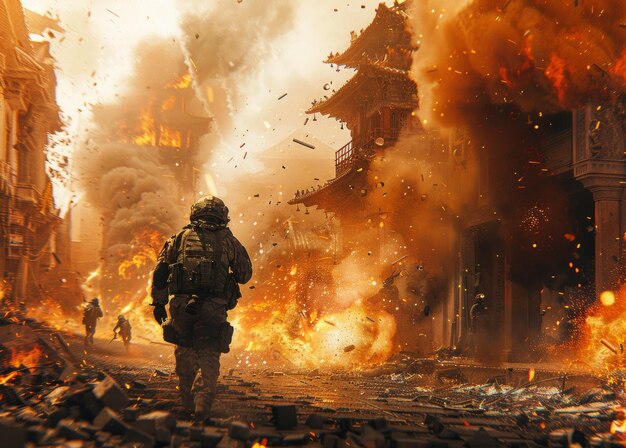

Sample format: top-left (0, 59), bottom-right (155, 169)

top-left (600, 290), bottom-right (616, 307)
top-left (611, 409), bottom-right (626, 438)
top-left (0, 371), bottom-right (18, 385)
top-left (528, 368), bottom-right (535, 382)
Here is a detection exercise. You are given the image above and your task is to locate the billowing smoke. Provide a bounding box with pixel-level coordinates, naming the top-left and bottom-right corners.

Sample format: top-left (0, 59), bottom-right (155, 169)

top-left (409, 0), bottom-right (626, 283)
top-left (407, 0), bottom-right (626, 356)
top-left (75, 39), bottom-right (194, 334)
top-left (181, 1), bottom-right (296, 83)
top-left (412, 0), bottom-right (626, 125)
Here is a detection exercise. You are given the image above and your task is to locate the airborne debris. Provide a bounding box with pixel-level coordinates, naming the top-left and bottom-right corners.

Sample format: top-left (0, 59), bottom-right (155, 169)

top-left (292, 138), bottom-right (315, 149)
top-left (278, 93), bottom-right (287, 100)
top-left (601, 338), bottom-right (619, 355)
top-left (343, 344), bottom-right (356, 353)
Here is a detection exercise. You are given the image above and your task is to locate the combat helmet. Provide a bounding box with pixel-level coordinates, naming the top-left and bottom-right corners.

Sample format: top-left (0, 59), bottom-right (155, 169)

top-left (91, 298), bottom-right (100, 305)
top-left (117, 315), bottom-right (125, 321)
top-left (190, 195), bottom-right (229, 223)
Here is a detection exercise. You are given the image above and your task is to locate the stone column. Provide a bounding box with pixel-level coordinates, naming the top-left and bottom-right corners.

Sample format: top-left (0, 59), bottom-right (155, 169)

top-left (588, 185), bottom-right (623, 291)
top-left (573, 104), bottom-right (626, 296)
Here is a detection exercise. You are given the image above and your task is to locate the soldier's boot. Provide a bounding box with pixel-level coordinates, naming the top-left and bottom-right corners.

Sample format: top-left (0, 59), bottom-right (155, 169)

top-left (193, 399), bottom-right (210, 425)
top-left (174, 346), bottom-right (196, 413)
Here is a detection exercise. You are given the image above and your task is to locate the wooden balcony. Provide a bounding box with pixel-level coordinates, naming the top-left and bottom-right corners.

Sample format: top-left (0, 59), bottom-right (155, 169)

top-left (334, 128), bottom-right (401, 176)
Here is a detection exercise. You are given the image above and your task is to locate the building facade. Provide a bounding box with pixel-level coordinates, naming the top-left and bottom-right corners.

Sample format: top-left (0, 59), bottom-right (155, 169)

top-left (0, 2), bottom-right (66, 303)
top-left (291, 2), bottom-right (626, 361)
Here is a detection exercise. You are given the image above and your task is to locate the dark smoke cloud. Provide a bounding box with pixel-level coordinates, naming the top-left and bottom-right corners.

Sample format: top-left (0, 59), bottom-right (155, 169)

top-left (80, 143), bottom-right (183, 253)
top-left (413, 0), bottom-right (626, 124)
top-left (408, 0), bottom-right (626, 288)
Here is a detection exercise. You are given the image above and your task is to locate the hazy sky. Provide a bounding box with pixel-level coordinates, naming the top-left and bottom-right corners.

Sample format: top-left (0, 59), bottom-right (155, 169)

top-left (22, 0), bottom-right (394, 202)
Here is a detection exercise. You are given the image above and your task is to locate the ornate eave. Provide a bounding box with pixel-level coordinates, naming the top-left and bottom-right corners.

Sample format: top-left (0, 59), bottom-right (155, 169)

top-left (307, 64), bottom-right (417, 120)
top-left (325, 2), bottom-right (412, 68)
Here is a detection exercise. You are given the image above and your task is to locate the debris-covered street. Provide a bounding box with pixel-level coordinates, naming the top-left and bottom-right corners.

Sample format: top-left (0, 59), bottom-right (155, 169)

top-left (4, 312), bottom-right (626, 447)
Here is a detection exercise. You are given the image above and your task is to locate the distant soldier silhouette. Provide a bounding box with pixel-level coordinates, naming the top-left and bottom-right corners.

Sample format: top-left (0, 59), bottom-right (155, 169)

top-left (470, 293), bottom-right (488, 358)
top-left (150, 196), bottom-right (252, 424)
top-left (83, 298), bottom-right (103, 346)
top-left (113, 315), bottom-right (132, 350)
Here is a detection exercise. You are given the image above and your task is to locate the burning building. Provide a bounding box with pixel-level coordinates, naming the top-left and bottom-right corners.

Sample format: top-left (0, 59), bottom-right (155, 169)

top-left (289, 1), bottom-right (442, 354)
top-left (0, 4), bottom-right (75, 305)
top-left (79, 42), bottom-right (211, 330)
top-left (290, 1), bottom-right (626, 363)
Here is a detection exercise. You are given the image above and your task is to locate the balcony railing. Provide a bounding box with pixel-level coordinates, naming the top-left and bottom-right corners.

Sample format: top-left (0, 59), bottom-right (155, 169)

top-left (335, 140), bottom-right (354, 177)
top-left (334, 128), bottom-right (401, 177)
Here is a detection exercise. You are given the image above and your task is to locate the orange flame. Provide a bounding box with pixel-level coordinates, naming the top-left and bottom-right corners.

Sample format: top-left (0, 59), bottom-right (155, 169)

top-left (545, 54), bottom-right (568, 105)
top-left (578, 282), bottom-right (626, 369)
top-left (117, 228), bottom-right (163, 280)
top-left (0, 371), bottom-right (18, 385)
top-left (499, 36), bottom-right (536, 89)
top-left (168, 73), bottom-right (192, 90)
top-left (131, 109), bottom-right (156, 147)
top-left (611, 409), bottom-right (626, 438)
top-left (528, 367), bottom-right (535, 382)
top-left (612, 48), bottom-right (626, 85)
top-left (9, 344), bottom-right (43, 371)
top-left (158, 124), bottom-right (182, 148)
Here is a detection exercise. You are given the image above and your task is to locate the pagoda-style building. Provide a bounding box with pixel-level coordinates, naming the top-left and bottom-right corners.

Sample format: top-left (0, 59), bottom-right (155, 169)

top-left (289, 1), bottom-right (418, 220)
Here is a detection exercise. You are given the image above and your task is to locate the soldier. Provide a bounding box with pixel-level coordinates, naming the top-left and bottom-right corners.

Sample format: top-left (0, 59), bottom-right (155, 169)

top-left (150, 196), bottom-right (252, 423)
top-left (83, 298), bottom-right (103, 346)
top-left (469, 293), bottom-right (488, 358)
top-left (113, 315), bottom-right (132, 350)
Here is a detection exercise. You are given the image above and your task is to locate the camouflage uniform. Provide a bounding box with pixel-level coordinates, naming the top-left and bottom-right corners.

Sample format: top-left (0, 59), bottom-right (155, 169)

top-left (83, 298), bottom-right (103, 345)
top-left (151, 196), bottom-right (252, 421)
top-left (113, 315), bottom-right (132, 349)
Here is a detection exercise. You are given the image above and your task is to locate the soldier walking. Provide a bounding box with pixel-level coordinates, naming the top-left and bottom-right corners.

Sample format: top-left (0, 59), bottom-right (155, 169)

top-left (150, 196), bottom-right (252, 424)
top-left (113, 315), bottom-right (132, 351)
top-left (83, 298), bottom-right (103, 346)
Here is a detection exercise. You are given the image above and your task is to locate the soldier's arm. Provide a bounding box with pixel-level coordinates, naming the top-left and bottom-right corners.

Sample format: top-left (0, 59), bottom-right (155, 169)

top-left (96, 307), bottom-right (103, 318)
top-left (151, 236), bottom-right (175, 306)
top-left (226, 232), bottom-right (252, 284)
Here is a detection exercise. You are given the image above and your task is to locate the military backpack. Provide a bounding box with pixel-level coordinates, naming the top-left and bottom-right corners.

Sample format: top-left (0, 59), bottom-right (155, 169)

top-left (167, 226), bottom-right (226, 295)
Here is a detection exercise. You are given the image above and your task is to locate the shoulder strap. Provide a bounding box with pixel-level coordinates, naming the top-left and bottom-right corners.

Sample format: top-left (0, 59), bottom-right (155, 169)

top-left (214, 229), bottom-right (225, 263)
top-left (173, 229), bottom-right (189, 264)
